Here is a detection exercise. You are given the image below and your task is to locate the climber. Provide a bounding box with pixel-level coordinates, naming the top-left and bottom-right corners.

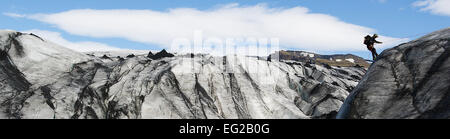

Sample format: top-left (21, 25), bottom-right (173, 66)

top-left (364, 34), bottom-right (382, 60)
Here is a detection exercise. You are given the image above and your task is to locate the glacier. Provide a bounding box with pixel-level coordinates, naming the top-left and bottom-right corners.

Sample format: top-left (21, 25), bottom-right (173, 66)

top-left (0, 30), bottom-right (366, 119)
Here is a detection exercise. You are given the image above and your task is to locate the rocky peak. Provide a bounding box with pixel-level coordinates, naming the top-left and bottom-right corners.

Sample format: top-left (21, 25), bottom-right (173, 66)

top-left (148, 49), bottom-right (174, 60)
top-left (147, 51), bottom-right (154, 58)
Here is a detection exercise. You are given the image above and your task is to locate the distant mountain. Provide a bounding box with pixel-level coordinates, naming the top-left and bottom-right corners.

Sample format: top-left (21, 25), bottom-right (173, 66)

top-left (84, 50), bottom-right (152, 58)
top-left (274, 50), bottom-right (371, 68)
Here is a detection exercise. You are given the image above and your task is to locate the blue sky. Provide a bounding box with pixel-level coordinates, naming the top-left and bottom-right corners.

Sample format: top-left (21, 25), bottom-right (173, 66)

top-left (1, 0), bottom-right (449, 59)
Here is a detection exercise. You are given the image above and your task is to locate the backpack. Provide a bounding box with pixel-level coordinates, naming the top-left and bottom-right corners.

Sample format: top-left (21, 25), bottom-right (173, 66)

top-left (363, 35), bottom-right (371, 45)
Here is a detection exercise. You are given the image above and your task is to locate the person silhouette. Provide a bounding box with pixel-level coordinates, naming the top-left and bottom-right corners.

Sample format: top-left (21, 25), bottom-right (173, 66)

top-left (364, 34), bottom-right (382, 60)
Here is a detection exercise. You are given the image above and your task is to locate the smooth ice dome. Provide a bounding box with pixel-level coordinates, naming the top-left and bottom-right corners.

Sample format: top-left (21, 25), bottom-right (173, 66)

top-left (338, 27), bottom-right (450, 119)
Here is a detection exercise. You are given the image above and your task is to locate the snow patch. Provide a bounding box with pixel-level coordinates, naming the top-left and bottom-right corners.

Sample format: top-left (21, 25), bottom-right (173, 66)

top-left (345, 58), bottom-right (355, 63)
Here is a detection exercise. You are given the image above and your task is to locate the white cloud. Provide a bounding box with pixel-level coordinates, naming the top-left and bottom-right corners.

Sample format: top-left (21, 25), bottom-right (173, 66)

top-left (413, 0), bottom-right (450, 16)
top-left (3, 13), bottom-right (25, 18)
top-left (22, 29), bottom-right (123, 52)
top-left (8, 4), bottom-right (407, 53)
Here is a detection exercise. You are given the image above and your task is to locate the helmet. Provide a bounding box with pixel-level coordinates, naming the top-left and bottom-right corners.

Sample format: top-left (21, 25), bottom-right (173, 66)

top-left (373, 34), bottom-right (379, 38)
